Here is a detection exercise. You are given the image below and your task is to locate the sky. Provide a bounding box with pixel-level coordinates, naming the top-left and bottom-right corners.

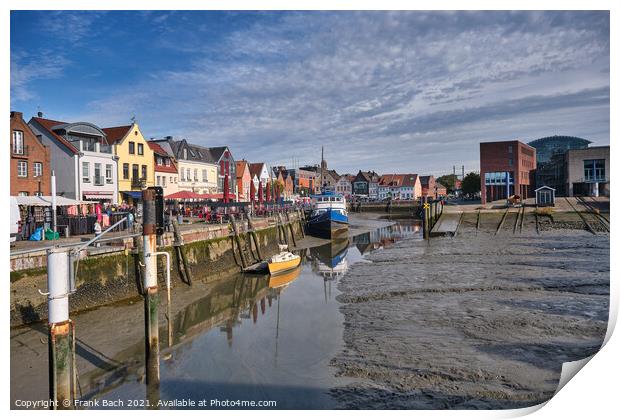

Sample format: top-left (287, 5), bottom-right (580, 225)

top-left (10, 10), bottom-right (610, 176)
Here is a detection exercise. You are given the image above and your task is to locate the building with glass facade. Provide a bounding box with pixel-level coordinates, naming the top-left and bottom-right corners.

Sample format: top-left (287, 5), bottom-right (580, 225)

top-left (527, 135), bottom-right (590, 195)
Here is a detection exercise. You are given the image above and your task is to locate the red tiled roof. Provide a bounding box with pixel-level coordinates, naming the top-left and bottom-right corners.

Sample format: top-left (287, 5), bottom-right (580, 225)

top-left (102, 125), bottom-right (132, 144)
top-left (148, 141), bottom-right (178, 173)
top-left (30, 117), bottom-right (79, 154)
top-left (379, 174), bottom-right (419, 187)
top-left (236, 160), bottom-right (249, 177)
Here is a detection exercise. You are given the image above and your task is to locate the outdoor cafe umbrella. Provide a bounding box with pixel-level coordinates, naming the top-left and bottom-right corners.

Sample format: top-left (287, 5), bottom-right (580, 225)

top-left (223, 170), bottom-right (230, 203)
top-left (250, 181), bottom-right (256, 202)
top-left (266, 181), bottom-right (271, 202)
top-left (258, 181), bottom-right (264, 204)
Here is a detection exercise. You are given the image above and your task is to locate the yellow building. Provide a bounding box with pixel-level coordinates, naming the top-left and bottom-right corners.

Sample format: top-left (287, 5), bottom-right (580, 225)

top-left (103, 123), bottom-right (155, 204)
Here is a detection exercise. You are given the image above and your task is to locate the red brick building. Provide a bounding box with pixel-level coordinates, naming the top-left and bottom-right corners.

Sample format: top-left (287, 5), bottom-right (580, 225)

top-left (10, 111), bottom-right (51, 196)
top-left (480, 140), bottom-right (536, 204)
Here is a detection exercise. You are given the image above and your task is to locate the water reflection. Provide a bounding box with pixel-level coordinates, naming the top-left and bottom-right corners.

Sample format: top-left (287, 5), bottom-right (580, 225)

top-left (72, 220), bottom-right (422, 408)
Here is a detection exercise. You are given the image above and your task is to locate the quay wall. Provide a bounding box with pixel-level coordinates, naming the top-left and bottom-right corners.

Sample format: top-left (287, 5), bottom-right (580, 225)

top-left (10, 215), bottom-right (303, 327)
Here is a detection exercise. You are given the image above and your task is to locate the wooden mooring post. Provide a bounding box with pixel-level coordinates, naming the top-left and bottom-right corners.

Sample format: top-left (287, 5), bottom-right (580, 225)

top-left (230, 215), bottom-right (248, 268)
top-left (171, 219), bottom-right (192, 285)
top-left (285, 211), bottom-right (297, 247)
top-left (246, 214), bottom-right (263, 261)
top-left (141, 189), bottom-right (160, 393)
top-left (46, 248), bottom-right (76, 410)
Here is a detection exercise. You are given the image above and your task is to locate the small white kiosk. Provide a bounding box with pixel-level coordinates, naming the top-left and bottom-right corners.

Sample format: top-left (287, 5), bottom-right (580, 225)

top-left (535, 186), bottom-right (556, 207)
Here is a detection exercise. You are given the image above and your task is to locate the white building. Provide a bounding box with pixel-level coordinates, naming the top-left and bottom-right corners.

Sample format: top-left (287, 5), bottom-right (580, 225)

top-left (29, 116), bottom-right (119, 203)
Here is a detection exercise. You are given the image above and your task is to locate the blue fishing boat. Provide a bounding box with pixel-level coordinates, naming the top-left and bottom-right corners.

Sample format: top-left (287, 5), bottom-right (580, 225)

top-left (306, 191), bottom-right (349, 239)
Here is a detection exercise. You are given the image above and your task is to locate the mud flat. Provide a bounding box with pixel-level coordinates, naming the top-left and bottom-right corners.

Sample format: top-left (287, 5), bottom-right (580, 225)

top-left (330, 229), bottom-right (609, 409)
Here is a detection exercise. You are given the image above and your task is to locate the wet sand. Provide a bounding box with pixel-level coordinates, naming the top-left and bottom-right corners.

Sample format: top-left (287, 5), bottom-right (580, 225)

top-left (330, 229), bottom-right (609, 409)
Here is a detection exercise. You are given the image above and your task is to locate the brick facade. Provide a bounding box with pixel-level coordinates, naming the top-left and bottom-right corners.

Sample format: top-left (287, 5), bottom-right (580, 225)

top-left (10, 111), bottom-right (51, 196)
top-left (480, 140), bottom-right (536, 204)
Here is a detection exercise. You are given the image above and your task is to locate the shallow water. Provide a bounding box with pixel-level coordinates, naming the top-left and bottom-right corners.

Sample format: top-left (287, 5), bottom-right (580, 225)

top-left (11, 219), bottom-right (421, 409)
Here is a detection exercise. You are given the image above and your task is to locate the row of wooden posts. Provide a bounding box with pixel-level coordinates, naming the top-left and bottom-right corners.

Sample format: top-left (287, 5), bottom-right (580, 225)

top-left (230, 209), bottom-right (306, 270)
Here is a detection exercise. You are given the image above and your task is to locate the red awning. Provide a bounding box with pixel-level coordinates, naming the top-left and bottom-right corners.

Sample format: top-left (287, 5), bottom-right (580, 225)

top-left (197, 193), bottom-right (224, 200)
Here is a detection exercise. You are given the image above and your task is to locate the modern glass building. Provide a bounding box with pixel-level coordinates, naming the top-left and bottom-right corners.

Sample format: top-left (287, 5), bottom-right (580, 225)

top-left (527, 135), bottom-right (591, 195)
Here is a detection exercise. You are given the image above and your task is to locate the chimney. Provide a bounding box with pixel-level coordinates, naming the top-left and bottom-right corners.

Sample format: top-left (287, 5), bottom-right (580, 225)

top-left (37, 111), bottom-right (43, 118)
top-left (11, 111), bottom-right (23, 119)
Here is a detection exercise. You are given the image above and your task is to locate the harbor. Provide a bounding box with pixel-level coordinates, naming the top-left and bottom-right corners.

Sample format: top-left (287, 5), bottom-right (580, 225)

top-left (10, 203), bottom-right (609, 409)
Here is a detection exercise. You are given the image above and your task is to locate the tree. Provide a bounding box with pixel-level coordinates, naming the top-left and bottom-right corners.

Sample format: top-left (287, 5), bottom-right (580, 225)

top-left (436, 174), bottom-right (458, 192)
top-left (461, 172), bottom-right (481, 195)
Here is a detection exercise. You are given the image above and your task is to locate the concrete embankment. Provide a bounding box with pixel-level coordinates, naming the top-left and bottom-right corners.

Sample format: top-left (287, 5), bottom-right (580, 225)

top-left (10, 214), bottom-right (304, 327)
top-left (330, 226), bottom-right (609, 409)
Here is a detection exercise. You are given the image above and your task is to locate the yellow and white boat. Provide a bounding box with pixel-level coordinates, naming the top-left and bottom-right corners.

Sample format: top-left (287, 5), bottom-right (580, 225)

top-left (267, 250), bottom-right (301, 275)
top-left (269, 264), bottom-right (302, 289)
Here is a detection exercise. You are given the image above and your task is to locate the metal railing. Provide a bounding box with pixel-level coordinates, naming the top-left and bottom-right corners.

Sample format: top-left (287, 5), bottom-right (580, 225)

top-left (131, 177), bottom-right (147, 188)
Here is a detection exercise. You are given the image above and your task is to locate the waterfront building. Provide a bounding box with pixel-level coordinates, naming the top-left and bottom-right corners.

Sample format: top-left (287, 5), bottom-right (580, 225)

top-left (377, 174), bottom-right (421, 201)
top-left (286, 168), bottom-right (316, 196)
top-left (11, 111), bottom-right (51, 196)
top-left (209, 147), bottom-right (236, 198)
top-left (282, 171), bottom-right (294, 199)
top-left (29, 115), bottom-right (118, 203)
top-left (335, 174), bottom-right (354, 198)
top-left (103, 123), bottom-right (155, 204)
top-left (151, 137), bottom-right (219, 195)
top-left (480, 140), bottom-right (536, 205)
top-left (236, 160), bottom-right (251, 201)
top-left (249, 162), bottom-right (271, 200)
top-left (565, 146), bottom-right (610, 197)
top-left (352, 170), bottom-right (380, 198)
top-left (148, 141), bottom-right (178, 197)
top-left (528, 135), bottom-right (591, 195)
top-left (419, 175), bottom-right (436, 198)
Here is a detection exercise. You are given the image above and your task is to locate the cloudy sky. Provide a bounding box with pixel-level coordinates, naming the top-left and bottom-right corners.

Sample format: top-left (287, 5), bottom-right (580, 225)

top-left (10, 11), bottom-right (609, 176)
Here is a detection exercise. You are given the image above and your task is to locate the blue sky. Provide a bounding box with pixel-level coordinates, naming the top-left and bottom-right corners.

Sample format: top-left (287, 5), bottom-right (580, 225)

top-left (10, 11), bottom-right (610, 176)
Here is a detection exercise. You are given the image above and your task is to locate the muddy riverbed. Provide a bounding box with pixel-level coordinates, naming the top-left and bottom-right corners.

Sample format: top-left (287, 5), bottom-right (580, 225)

top-left (330, 228), bottom-right (609, 409)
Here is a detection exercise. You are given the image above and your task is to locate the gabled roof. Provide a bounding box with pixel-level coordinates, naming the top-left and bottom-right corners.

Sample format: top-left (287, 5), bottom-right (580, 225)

top-left (102, 125), bottom-right (132, 144)
top-left (249, 163), bottom-right (266, 178)
top-left (419, 175), bottom-right (434, 187)
top-left (148, 141), bottom-right (178, 174)
top-left (236, 160), bottom-right (250, 177)
top-left (30, 117), bottom-right (80, 154)
top-left (379, 174), bottom-right (420, 188)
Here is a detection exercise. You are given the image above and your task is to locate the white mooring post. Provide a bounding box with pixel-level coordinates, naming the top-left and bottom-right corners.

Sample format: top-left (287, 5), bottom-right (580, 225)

top-left (46, 247), bottom-right (74, 409)
top-left (141, 188), bottom-right (161, 404)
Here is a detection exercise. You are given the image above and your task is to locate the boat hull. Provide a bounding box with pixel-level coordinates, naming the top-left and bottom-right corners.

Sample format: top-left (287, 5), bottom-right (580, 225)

top-left (307, 209), bottom-right (349, 239)
top-left (268, 255), bottom-right (301, 275)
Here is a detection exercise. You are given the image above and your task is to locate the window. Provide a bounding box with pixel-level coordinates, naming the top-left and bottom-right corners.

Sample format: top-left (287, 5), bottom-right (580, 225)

top-left (82, 162), bottom-right (91, 182)
top-left (17, 161), bottom-right (27, 177)
top-left (18, 191), bottom-right (28, 196)
top-left (106, 164), bottom-right (113, 183)
top-left (141, 165), bottom-right (147, 179)
top-left (33, 162), bottom-right (43, 177)
top-left (123, 163), bottom-right (129, 180)
top-left (12, 130), bottom-right (24, 154)
top-left (156, 156), bottom-right (163, 166)
top-left (508, 145), bottom-right (513, 153)
top-left (157, 176), bottom-right (161, 186)
top-left (162, 177), bottom-right (167, 187)
top-left (138, 143), bottom-right (144, 155)
top-left (83, 138), bottom-right (96, 152)
top-left (183, 149), bottom-right (188, 159)
top-left (132, 164), bottom-right (139, 180)
top-left (94, 163), bottom-right (103, 185)
top-left (202, 169), bottom-right (208, 182)
top-left (508, 158), bottom-right (513, 166)
top-left (128, 141), bottom-right (135, 154)
top-left (584, 159), bottom-right (605, 181)
top-left (194, 169), bottom-right (198, 181)
top-left (34, 191), bottom-right (43, 197)
top-left (186, 168), bottom-right (191, 181)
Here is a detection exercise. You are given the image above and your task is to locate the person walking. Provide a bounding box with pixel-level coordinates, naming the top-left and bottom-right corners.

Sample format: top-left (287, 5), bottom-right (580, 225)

top-left (127, 210), bottom-right (134, 233)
